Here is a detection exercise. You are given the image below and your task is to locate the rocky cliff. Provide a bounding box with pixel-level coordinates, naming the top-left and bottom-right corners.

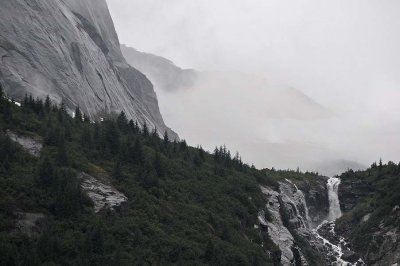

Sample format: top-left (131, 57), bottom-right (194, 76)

top-left (0, 0), bottom-right (177, 139)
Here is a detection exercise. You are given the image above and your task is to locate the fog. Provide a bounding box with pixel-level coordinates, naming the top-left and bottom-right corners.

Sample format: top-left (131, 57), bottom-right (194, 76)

top-left (107, 0), bottom-right (400, 175)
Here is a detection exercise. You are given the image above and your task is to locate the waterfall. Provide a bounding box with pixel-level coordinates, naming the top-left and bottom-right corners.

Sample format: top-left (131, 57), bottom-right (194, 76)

top-left (327, 177), bottom-right (342, 221)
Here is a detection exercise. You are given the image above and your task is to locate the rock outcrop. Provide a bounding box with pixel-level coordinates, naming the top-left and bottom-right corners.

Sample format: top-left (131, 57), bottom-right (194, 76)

top-left (0, 0), bottom-right (177, 139)
top-left (78, 172), bottom-right (127, 213)
top-left (6, 130), bottom-right (42, 157)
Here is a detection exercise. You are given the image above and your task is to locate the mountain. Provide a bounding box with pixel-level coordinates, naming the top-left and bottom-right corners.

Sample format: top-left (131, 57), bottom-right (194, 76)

top-left (1, 91), bottom-right (399, 265)
top-left (120, 45), bottom-right (196, 93)
top-left (303, 159), bottom-right (367, 177)
top-left (0, 0), bottom-right (177, 139)
top-left (120, 45), bottom-right (331, 121)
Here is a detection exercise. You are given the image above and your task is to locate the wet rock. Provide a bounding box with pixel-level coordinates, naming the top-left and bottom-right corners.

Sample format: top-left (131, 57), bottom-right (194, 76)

top-left (295, 176), bottom-right (330, 227)
top-left (6, 130), bottom-right (42, 157)
top-left (260, 186), bottom-right (296, 265)
top-left (78, 172), bottom-right (127, 213)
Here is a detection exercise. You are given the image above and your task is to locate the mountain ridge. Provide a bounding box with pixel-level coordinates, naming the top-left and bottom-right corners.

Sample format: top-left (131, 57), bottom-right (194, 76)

top-left (0, 0), bottom-right (178, 139)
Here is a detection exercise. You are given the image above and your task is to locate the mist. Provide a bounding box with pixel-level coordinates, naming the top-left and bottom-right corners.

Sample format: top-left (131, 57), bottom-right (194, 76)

top-left (107, 0), bottom-right (400, 175)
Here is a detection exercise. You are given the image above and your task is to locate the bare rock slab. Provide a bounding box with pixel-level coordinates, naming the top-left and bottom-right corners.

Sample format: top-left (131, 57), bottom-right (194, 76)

top-left (78, 172), bottom-right (127, 213)
top-left (6, 130), bottom-right (42, 157)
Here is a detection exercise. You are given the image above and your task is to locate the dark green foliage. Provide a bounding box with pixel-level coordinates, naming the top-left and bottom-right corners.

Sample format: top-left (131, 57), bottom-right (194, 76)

top-left (336, 163), bottom-right (400, 257)
top-left (112, 159), bottom-right (124, 181)
top-left (0, 93), bottom-right (288, 265)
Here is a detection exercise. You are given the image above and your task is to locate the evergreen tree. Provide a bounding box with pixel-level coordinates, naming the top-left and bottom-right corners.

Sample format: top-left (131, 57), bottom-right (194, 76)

top-left (44, 95), bottom-right (51, 112)
top-left (0, 83), bottom-right (3, 102)
top-left (56, 131), bottom-right (68, 166)
top-left (163, 131), bottom-right (169, 145)
top-left (141, 163), bottom-right (158, 190)
top-left (112, 159), bottom-right (124, 181)
top-left (104, 121), bottom-right (120, 156)
top-left (81, 125), bottom-right (92, 150)
top-left (142, 122), bottom-right (149, 137)
top-left (117, 111), bottom-right (128, 133)
top-left (23, 94), bottom-right (29, 108)
top-left (36, 153), bottom-right (56, 187)
top-left (154, 152), bottom-right (164, 177)
top-left (74, 106), bottom-right (83, 123)
top-left (132, 138), bottom-right (144, 165)
top-left (4, 101), bottom-right (12, 123)
top-left (204, 239), bottom-right (215, 262)
top-left (151, 127), bottom-right (158, 139)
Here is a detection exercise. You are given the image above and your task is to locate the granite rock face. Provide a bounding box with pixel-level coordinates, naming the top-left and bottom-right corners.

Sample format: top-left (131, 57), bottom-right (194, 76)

top-left (297, 177), bottom-right (330, 227)
top-left (6, 130), bottom-right (43, 157)
top-left (78, 172), bottom-right (127, 213)
top-left (0, 0), bottom-right (177, 140)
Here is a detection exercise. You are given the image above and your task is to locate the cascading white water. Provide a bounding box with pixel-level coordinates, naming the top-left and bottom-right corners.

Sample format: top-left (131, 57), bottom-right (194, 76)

top-left (327, 177), bottom-right (342, 221)
top-left (312, 177), bottom-right (364, 265)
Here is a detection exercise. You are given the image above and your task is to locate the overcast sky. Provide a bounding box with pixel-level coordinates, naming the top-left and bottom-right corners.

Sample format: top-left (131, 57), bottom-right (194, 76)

top-left (107, 0), bottom-right (400, 172)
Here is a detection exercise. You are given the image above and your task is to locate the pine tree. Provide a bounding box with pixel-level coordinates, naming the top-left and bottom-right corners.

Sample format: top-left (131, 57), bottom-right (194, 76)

top-left (0, 83), bottom-right (3, 102)
top-left (117, 111), bottom-right (128, 132)
top-left (132, 138), bottom-right (144, 165)
top-left (81, 125), bottom-right (92, 150)
top-left (112, 159), bottom-right (124, 181)
top-left (152, 127), bottom-right (158, 139)
top-left (74, 106), bottom-right (82, 123)
top-left (3, 100), bottom-right (12, 123)
top-left (141, 163), bottom-right (158, 190)
top-left (44, 95), bottom-right (51, 113)
top-left (154, 152), bottom-right (164, 177)
top-left (56, 131), bottom-right (69, 166)
top-left (142, 122), bottom-right (149, 137)
top-left (104, 121), bottom-right (120, 156)
top-left (36, 153), bottom-right (56, 187)
top-left (23, 94), bottom-right (29, 108)
top-left (163, 131), bottom-right (169, 145)
top-left (204, 239), bottom-right (215, 262)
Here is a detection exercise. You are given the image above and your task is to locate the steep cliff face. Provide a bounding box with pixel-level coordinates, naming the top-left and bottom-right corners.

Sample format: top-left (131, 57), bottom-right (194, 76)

top-left (0, 0), bottom-right (177, 139)
top-left (296, 177), bottom-right (330, 227)
top-left (258, 177), bottom-right (333, 265)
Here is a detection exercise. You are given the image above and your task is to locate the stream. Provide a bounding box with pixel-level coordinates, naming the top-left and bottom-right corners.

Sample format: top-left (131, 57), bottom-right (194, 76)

top-left (313, 177), bottom-right (364, 266)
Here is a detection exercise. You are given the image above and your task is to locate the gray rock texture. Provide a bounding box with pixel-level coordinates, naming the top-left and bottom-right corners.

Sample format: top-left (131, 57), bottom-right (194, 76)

top-left (0, 0), bottom-right (177, 139)
top-left (78, 172), bottom-right (127, 213)
top-left (6, 130), bottom-right (42, 157)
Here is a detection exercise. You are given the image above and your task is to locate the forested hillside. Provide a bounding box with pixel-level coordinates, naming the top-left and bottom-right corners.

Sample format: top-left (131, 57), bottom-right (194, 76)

top-left (0, 86), bottom-right (287, 266)
top-left (336, 162), bottom-right (400, 264)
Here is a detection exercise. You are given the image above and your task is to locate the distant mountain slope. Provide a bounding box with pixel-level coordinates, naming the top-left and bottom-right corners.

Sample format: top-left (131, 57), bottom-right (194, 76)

top-left (0, 0), bottom-right (177, 139)
top-left (121, 45), bottom-right (347, 173)
top-left (304, 159), bottom-right (367, 177)
top-left (120, 45), bottom-right (196, 93)
top-left (121, 45), bottom-right (330, 121)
